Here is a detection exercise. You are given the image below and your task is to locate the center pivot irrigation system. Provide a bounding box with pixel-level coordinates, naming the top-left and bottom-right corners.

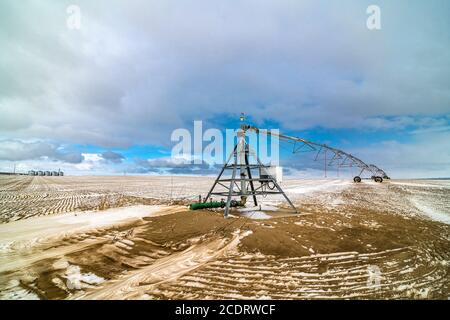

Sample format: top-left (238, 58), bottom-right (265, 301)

top-left (189, 114), bottom-right (389, 218)
top-left (246, 126), bottom-right (390, 183)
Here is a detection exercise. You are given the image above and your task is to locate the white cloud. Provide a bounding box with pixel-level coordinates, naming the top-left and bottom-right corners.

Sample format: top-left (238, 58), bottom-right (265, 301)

top-left (1, 0), bottom-right (449, 146)
top-left (348, 131), bottom-right (450, 178)
top-left (0, 139), bottom-right (83, 163)
top-left (0, 1), bottom-right (449, 176)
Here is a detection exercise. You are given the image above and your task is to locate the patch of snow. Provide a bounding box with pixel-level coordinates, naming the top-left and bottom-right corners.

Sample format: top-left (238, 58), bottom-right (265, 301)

top-left (411, 198), bottom-right (450, 224)
top-left (241, 230), bottom-right (253, 238)
top-left (65, 265), bottom-right (104, 290)
top-left (0, 287), bottom-right (40, 300)
top-left (286, 180), bottom-right (351, 195)
top-left (0, 243), bottom-right (11, 254)
top-left (237, 210), bottom-right (273, 220)
top-left (0, 279), bottom-right (40, 300)
top-left (0, 205), bottom-right (165, 253)
top-left (52, 258), bottom-right (70, 270)
top-left (391, 181), bottom-right (450, 189)
top-left (330, 198), bottom-right (345, 206)
top-left (120, 239), bottom-right (135, 246)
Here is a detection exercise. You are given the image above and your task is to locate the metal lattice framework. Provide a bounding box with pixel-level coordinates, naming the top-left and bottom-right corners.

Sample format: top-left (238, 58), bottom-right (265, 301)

top-left (244, 125), bottom-right (390, 182)
top-left (204, 127), bottom-right (297, 218)
top-left (200, 118), bottom-right (390, 218)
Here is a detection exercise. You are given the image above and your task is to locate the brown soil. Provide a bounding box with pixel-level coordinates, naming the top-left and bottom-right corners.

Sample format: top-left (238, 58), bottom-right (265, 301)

top-left (0, 176), bottom-right (448, 299)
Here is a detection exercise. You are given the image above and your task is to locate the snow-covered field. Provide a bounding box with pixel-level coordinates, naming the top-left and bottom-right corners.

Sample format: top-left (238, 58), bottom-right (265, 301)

top-left (390, 180), bottom-right (450, 224)
top-left (0, 176), bottom-right (448, 299)
top-left (3, 176), bottom-right (448, 224)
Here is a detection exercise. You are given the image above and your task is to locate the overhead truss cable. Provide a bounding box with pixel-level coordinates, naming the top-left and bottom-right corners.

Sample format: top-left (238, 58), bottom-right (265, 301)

top-left (244, 125), bottom-right (390, 183)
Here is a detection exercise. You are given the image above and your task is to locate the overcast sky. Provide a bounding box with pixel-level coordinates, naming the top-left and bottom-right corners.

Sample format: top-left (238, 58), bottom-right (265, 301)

top-left (0, 0), bottom-right (449, 178)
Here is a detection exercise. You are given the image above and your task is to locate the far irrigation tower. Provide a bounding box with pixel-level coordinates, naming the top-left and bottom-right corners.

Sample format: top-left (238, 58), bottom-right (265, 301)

top-left (202, 113), bottom-right (297, 218)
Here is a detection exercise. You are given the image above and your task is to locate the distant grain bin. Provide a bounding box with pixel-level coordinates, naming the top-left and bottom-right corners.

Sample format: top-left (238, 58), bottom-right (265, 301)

top-left (28, 169), bottom-right (64, 176)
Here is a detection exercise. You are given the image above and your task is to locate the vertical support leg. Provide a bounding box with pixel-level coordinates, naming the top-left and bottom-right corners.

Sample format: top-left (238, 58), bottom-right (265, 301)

top-left (254, 154), bottom-right (298, 214)
top-left (237, 130), bottom-right (247, 201)
top-left (270, 178), bottom-right (298, 213)
top-left (244, 146), bottom-right (258, 206)
top-left (204, 145), bottom-right (237, 203)
top-left (224, 151), bottom-right (237, 218)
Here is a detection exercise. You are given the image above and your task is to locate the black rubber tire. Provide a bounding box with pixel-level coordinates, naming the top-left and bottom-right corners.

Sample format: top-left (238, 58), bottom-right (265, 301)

top-left (353, 176), bottom-right (362, 183)
top-left (374, 176), bottom-right (383, 183)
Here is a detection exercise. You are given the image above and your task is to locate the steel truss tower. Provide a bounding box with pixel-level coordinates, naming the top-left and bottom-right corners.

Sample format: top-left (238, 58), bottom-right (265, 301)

top-left (244, 125), bottom-right (390, 183)
top-left (204, 125), bottom-right (297, 218)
